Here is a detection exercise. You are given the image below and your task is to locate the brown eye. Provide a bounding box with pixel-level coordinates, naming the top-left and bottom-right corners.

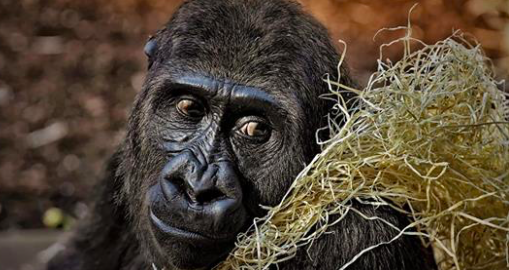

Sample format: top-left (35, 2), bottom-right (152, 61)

top-left (239, 121), bottom-right (270, 138)
top-left (176, 99), bottom-right (204, 118)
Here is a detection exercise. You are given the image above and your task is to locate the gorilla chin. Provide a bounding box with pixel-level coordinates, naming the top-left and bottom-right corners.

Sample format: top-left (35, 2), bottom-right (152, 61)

top-left (150, 212), bottom-right (235, 269)
top-left (147, 151), bottom-right (248, 269)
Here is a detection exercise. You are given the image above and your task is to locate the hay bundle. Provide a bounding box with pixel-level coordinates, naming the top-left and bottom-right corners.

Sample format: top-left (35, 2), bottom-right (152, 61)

top-left (216, 30), bottom-right (509, 270)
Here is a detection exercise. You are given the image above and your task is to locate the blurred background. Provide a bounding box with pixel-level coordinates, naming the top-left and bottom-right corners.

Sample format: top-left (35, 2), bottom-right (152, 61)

top-left (1, 0), bottom-right (508, 269)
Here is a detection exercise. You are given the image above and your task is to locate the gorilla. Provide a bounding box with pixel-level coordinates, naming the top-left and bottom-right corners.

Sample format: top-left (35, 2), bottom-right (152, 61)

top-left (47, 0), bottom-right (436, 269)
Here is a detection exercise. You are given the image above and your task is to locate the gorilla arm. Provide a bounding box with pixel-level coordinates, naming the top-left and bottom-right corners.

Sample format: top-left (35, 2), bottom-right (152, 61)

top-left (277, 203), bottom-right (437, 270)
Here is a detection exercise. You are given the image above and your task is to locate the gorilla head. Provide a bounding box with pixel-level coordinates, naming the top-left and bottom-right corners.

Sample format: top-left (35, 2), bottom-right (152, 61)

top-left (118, 0), bottom-right (350, 268)
top-left (51, 1), bottom-right (439, 270)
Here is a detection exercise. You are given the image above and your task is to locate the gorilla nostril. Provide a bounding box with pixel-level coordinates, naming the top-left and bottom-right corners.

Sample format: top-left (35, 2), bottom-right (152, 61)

top-left (166, 176), bottom-right (186, 193)
top-left (165, 175), bottom-right (225, 204)
top-left (195, 188), bottom-right (226, 204)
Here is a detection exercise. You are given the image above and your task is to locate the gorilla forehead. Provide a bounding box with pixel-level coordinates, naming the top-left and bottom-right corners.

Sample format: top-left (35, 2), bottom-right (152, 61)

top-left (149, 0), bottom-right (337, 91)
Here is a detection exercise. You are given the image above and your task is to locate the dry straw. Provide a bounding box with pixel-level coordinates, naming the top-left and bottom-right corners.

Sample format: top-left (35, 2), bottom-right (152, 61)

top-left (216, 25), bottom-right (509, 270)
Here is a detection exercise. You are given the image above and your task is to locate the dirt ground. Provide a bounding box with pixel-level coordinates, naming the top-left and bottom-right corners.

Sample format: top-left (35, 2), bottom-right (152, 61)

top-left (0, 0), bottom-right (508, 235)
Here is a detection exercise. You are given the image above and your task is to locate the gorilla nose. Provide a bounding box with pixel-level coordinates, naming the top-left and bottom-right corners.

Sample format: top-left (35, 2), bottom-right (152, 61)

top-left (161, 151), bottom-right (242, 205)
top-left (182, 164), bottom-right (226, 204)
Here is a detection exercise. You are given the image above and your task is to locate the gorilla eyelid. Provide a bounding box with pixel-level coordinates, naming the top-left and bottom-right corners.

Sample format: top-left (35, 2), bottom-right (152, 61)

top-left (176, 97), bottom-right (206, 119)
top-left (242, 122), bottom-right (269, 137)
top-left (235, 117), bottom-right (272, 141)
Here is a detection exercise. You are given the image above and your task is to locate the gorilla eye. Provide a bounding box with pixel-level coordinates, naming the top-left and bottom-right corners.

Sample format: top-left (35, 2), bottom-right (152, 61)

top-left (176, 98), bottom-right (205, 119)
top-left (239, 121), bottom-right (271, 139)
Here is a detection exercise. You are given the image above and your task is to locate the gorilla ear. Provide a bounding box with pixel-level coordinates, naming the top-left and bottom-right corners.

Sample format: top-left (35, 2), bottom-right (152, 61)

top-left (144, 37), bottom-right (158, 69)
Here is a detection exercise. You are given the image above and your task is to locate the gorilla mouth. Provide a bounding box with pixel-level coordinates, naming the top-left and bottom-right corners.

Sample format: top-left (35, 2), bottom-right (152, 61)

top-left (149, 210), bottom-right (236, 244)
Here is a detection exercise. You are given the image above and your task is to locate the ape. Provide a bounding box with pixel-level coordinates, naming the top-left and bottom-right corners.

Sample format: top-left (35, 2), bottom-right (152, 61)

top-left (47, 0), bottom-right (436, 269)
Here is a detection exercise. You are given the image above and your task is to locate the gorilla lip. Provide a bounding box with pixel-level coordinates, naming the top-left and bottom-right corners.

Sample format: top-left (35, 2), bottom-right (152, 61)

top-left (149, 210), bottom-right (234, 243)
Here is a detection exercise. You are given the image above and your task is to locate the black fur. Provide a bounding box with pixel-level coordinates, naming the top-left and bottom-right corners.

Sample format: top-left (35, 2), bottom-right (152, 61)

top-left (47, 0), bottom-right (436, 269)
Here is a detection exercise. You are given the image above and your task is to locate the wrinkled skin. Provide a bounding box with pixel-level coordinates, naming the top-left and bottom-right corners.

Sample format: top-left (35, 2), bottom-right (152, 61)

top-left (46, 0), bottom-right (437, 269)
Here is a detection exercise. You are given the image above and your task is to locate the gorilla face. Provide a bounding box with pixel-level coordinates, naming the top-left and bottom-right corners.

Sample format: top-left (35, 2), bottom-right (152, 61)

top-left (120, 0), bottom-right (346, 269)
top-left (142, 74), bottom-right (307, 269)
